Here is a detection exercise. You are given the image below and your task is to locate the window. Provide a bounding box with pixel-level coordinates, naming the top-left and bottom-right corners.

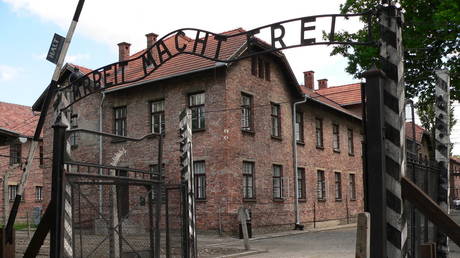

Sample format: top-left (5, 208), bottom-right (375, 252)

top-left (189, 93), bottom-right (205, 130)
top-left (151, 100), bottom-right (165, 134)
top-left (241, 94), bottom-right (253, 131)
top-left (295, 112), bottom-right (304, 142)
top-left (150, 164), bottom-right (166, 203)
top-left (243, 162), bottom-right (255, 199)
top-left (9, 144), bottom-right (21, 165)
top-left (332, 123), bottom-right (340, 151)
top-left (70, 113), bottom-right (78, 147)
top-left (114, 106), bottom-right (127, 136)
top-left (39, 145), bottom-right (44, 166)
top-left (116, 170), bottom-right (129, 217)
top-left (251, 56), bottom-right (270, 81)
top-left (297, 168), bottom-right (306, 200)
top-left (315, 118), bottom-right (323, 148)
top-left (35, 186), bottom-right (43, 201)
top-left (273, 165), bottom-right (283, 199)
top-left (8, 185), bottom-right (18, 201)
top-left (347, 129), bottom-right (354, 155)
top-left (317, 170), bottom-right (326, 201)
top-left (194, 161), bottom-right (206, 200)
top-left (349, 174), bottom-right (356, 201)
top-left (335, 172), bottom-right (342, 200)
top-left (271, 103), bottom-right (281, 137)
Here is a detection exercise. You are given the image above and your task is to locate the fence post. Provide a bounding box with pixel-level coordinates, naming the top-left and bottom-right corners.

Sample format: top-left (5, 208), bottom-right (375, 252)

top-left (50, 117), bottom-right (67, 258)
top-left (434, 70), bottom-right (450, 257)
top-left (379, 3), bottom-right (407, 257)
top-left (355, 212), bottom-right (370, 258)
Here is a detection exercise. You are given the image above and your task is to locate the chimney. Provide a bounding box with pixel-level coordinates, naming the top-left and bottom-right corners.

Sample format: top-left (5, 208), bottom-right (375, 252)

top-left (146, 33), bottom-right (158, 48)
top-left (303, 71), bottom-right (314, 89)
top-left (117, 42), bottom-right (131, 62)
top-left (318, 79), bottom-right (328, 89)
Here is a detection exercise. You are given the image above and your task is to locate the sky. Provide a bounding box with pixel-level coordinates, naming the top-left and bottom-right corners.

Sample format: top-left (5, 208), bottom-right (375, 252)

top-left (1, 0), bottom-right (459, 154)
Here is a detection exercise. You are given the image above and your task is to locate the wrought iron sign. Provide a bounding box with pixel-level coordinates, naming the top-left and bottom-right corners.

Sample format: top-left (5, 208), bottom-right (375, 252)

top-left (61, 11), bottom-right (373, 108)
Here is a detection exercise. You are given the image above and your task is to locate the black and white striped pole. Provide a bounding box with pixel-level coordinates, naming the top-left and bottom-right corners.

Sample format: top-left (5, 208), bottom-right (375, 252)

top-left (379, 3), bottom-right (407, 257)
top-left (179, 109), bottom-right (197, 258)
top-left (435, 69), bottom-right (450, 258)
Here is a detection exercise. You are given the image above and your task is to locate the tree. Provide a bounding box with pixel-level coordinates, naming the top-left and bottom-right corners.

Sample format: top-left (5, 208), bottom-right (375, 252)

top-left (329, 0), bottom-right (459, 101)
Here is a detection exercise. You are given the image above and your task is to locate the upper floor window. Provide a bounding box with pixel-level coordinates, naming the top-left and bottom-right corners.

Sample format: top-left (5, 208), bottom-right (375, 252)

top-left (9, 144), bottom-right (21, 165)
top-left (332, 123), bottom-right (340, 152)
top-left (251, 57), bottom-right (270, 81)
top-left (295, 112), bottom-right (304, 142)
top-left (8, 185), bottom-right (18, 201)
top-left (315, 118), bottom-right (324, 148)
top-left (194, 161), bottom-right (206, 200)
top-left (271, 103), bottom-right (281, 137)
top-left (241, 93), bottom-right (253, 132)
top-left (70, 113), bottom-right (78, 147)
top-left (273, 165), bottom-right (283, 199)
top-left (151, 100), bottom-right (165, 134)
top-left (189, 93), bottom-right (205, 130)
top-left (347, 128), bottom-right (354, 155)
top-left (243, 161), bottom-right (255, 199)
top-left (114, 106), bottom-right (127, 136)
top-left (335, 172), bottom-right (342, 201)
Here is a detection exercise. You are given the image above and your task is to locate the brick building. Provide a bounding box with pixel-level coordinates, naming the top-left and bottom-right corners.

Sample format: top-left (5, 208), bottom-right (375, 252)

top-left (34, 28), bottom-right (365, 233)
top-left (0, 101), bottom-right (45, 224)
top-left (450, 157), bottom-right (460, 203)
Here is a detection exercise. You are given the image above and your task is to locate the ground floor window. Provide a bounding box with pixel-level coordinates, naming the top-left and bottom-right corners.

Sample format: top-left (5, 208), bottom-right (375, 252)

top-left (35, 186), bottom-right (43, 201)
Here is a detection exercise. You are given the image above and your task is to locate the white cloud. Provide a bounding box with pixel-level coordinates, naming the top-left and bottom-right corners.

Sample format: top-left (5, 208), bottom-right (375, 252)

top-left (0, 65), bottom-right (21, 81)
top-left (2, 0), bottom-right (366, 85)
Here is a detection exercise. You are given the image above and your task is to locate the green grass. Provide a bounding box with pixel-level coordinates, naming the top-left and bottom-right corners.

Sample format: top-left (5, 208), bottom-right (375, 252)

top-left (0, 223), bottom-right (38, 230)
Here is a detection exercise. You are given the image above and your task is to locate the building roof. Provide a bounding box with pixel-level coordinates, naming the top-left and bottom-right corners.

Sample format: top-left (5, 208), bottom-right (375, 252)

top-left (314, 83), bottom-right (362, 106)
top-left (405, 122), bottom-right (426, 143)
top-left (0, 101), bottom-right (39, 138)
top-left (451, 156), bottom-right (460, 165)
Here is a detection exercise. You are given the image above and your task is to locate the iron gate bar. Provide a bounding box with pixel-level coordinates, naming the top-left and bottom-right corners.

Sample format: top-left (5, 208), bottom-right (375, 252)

top-left (65, 160), bottom-right (153, 175)
top-left (68, 180), bottom-right (157, 186)
top-left (66, 173), bottom-right (159, 184)
top-left (76, 184), bottom-right (148, 257)
top-left (66, 128), bottom-right (158, 142)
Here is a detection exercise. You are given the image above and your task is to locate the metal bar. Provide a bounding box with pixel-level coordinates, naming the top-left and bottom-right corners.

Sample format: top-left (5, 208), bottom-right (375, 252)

top-left (78, 184), bottom-right (83, 258)
top-left (148, 186), bottom-right (155, 258)
top-left (65, 173), bottom-right (159, 184)
top-left (401, 176), bottom-right (460, 246)
top-left (155, 133), bottom-right (163, 258)
top-left (165, 188), bottom-right (170, 258)
top-left (50, 120), bottom-right (67, 258)
top-left (23, 200), bottom-right (54, 257)
top-left (65, 161), bottom-right (152, 175)
top-left (360, 82), bottom-right (369, 212)
top-left (66, 128), bottom-right (158, 142)
top-left (362, 67), bottom-right (387, 257)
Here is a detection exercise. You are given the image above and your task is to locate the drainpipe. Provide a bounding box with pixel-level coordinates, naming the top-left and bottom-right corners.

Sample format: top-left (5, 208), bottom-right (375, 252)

top-left (293, 94), bottom-right (308, 229)
top-left (99, 92), bottom-right (106, 216)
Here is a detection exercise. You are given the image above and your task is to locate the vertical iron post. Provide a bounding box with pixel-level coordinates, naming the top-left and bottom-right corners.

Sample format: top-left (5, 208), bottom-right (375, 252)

top-left (379, 3), bottom-right (407, 256)
top-left (363, 67), bottom-right (387, 257)
top-left (50, 118), bottom-right (68, 258)
top-left (360, 82), bottom-right (369, 212)
top-left (155, 133), bottom-right (163, 258)
top-left (434, 70), bottom-right (450, 257)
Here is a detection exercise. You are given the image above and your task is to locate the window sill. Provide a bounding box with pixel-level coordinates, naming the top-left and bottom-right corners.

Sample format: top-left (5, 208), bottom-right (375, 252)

top-left (335, 199), bottom-right (342, 202)
top-left (316, 146), bottom-right (324, 150)
top-left (192, 128), bottom-right (206, 133)
top-left (242, 129), bottom-right (255, 135)
top-left (296, 141), bottom-right (305, 145)
top-left (111, 139), bottom-right (127, 143)
top-left (299, 198), bottom-right (307, 203)
top-left (243, 198), bottom-right (257, 203)
top-left (195, 198), bottom-right (207, 203)
top-left (271, 136), bottom-right (282, 141)
top-left (317, 199), bottom-right (327, 202)
top-left (348, 153), bottom-right (355, 157)
top-left (350, 199), bottom-right (357, 202)
top-left (273, 198), bottom-right (284, 202)
top-left (333, 149), bottom-right (340, 153)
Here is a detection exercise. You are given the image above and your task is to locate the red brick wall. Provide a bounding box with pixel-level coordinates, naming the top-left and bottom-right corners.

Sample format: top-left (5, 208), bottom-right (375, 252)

top-left (0, 140), bottom-right (45, 224)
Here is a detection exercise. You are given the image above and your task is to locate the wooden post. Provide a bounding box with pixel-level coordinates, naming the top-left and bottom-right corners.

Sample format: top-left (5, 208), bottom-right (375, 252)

top-left (238, 207), bottom-right (250, 251)
top-left (355, 212), bottom-right (370, 258)
top-left (0, 228), bottom-right (15, 258)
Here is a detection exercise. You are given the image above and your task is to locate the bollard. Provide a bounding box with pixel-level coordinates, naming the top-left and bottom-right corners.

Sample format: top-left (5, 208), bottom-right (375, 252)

top-left (355, 212), bottom-right (370, 258)
top-left (238, 207), bottom-right (250, 251)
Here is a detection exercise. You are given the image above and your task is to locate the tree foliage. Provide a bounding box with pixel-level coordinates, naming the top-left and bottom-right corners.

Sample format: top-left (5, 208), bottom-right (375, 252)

top-left (330, 0), bottom-right (459, 101)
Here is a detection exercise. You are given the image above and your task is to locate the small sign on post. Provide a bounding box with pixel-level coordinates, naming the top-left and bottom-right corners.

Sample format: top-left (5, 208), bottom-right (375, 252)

top-left (46, 33), bottom-right (65, 64)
